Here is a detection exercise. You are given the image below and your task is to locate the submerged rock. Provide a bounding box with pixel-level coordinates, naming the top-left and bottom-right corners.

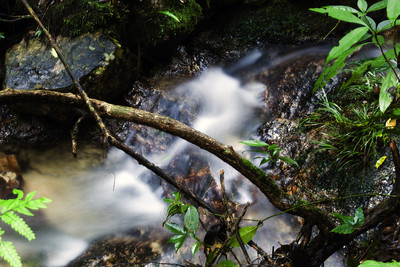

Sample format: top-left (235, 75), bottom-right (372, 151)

top-left (4, 32), bottom-right (133, 101)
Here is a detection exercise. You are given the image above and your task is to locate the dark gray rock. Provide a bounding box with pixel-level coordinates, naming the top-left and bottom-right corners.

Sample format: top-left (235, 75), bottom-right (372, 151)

top-left (4, 32), bottom-right (133, 101)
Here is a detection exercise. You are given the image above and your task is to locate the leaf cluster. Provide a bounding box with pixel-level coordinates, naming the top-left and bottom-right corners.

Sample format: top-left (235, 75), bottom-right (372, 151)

top-left (0, 189), bottom-right (51, 267)
top-left (311, 0), bottom-right (400, 114)
top-left (163, 192), bottom-right (260, 266)
top-left (331, 206), bottom-right (364, 234)
top-left (239, 140), bottom-right (299, 167)
top-left (163, 192), bottom-right (201, 254)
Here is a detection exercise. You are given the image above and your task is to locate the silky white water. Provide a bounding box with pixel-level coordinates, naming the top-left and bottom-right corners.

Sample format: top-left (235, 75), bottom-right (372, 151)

top-left (2, 50), bottom-right (344, 266)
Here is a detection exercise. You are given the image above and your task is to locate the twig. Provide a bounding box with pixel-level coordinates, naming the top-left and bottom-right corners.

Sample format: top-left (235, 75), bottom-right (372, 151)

top-left (0, 14), bottom-right (32, 22)
top-left (207, 202), bottom-right (250, 267)
top-left (220, 170), bottom-right (251, 265)
top-left (71, 115), bottom-right (86, 158)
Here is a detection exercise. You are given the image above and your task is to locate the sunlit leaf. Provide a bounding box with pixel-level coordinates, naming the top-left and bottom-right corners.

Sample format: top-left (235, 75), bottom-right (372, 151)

top-left (191, 241), bottom-right (200, 255)
top-left (227, 226), bottom-right (259, 248)
top-left (240, 140), bottom-right (268, 147)
top-left (158, 11), bottom-right (180, 22)
top-left (310, 6), bottom-right (366, 25)
top-left (165, 222), bottom-right (185, 235)
top-left (357, 0), bottom-right (368, 12)
top-left (367, 0), bottom-right (388, 12)
top-left (376, 156), bottom-right (387, 169)
top-left (387, 0), bottom-right (400, 22)
top-left (184, 205), bottom-right (199, 233)
top-left (377, 20), bottom-right (392, 32)
top-left (365, 260), bottom-right (400, 267)
top-left (379, 69), bottom-right (395, 113)
top-left (327, 27), bottom-right (369, 63)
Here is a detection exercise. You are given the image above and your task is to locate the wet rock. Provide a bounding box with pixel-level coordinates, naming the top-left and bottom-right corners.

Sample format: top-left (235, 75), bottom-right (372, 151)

top-left (68, 227), bottom-right (166, 266)
top-left (4, 32), bottom-right (133, 101)
top-left (0, 152), bottom-right (23, 199)
top-left (0, 105), bottom-right (67, 147)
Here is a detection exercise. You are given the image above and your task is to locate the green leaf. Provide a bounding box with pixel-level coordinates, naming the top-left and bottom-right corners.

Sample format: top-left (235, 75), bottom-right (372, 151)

top-left (163, 198), bottom-right (174, 203)
top-left (377, 20), bottom-right (392, 32)
top-left (191, 241), bottom-right (200, 255)
top-left (387, 0), bottom-right (400, 22)
top-left (1, 212), bottom-right (35, 241)
top-left (227, 226), bottom-right (259, 248)
top-left (24, 197), bottom-right (51, 210)
top-left (379, 69), bottom-right (396, 113)
top-left (357, 0), bottom-right (368, 12)
top-left (310, 6), bottom-right (366, 26)
top-left (331, 223), bottom-right (355, 234)
top-left (0, 240), bottom-right (21, 267)
top-left (158, 11), bottom-right (180, 22)
top-left (206, 249), bottom-right (218, 266)
top-left (168, 234), bottom-right (186, 252)
top-left (393, 108), bottom-right (400, 116)
top-left (0, 33), bottom-right (4, 39)
top-left (376, 156), bottom-right (387, 169)
top-left (216, 260), bottom-right (236, 267)
top-left (368, 0), bottom-right (388, 12)
top-left (277, 156), bottom-right (299, 167)
top-left (173, 192), bottom-right (180, 202)
top-left (314, 43), bottom-right (368, 91)
top-left (184, 206), bottom-right (199, 233)
top-left (372, 35), bottom-right (385, 46)
top-left (240, 140), bottom-right (269, 147)
top-left (358, 260), bottom-right (400, 266)
top-left (332, 212), bottom-right (353, 224)
top-left (327, 27), bottom-right (369, 63)
top-left (259, 157), bottom-right (270, 166)
top-left (352, 206), bottom-right (364, 227)
top-left (165, 222), bottom-right (185, 235)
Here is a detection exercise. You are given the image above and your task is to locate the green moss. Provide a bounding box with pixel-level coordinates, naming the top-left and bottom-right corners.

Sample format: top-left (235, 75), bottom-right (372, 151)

top-left (216, 0), bottom-right (344, 46)
top-left (45, 0), bottom-right (129, 39)
top-left (157, 0), bottom-right (202, 40)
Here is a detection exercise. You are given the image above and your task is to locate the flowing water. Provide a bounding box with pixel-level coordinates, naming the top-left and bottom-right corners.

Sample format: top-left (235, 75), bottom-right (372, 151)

top-left (2, 48), bottom-right (345, 266)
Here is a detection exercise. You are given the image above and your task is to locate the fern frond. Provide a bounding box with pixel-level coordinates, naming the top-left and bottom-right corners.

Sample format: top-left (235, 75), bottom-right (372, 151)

top-left (0, 212), bottom-right (35, 241)
top-left (24, 197), bottom-right (51, 211)
top-left (0, 239), bottom-right (21, 267)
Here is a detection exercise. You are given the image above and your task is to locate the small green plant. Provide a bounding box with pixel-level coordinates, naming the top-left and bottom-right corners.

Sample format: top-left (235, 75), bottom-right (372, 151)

top-left (163, 192), bottom-right (259, 266)
top-left (163, 192), bottom-right (201, 254)
top-left (306, 0), bottom-right (400, 170)
top-left (331, 206), bottom-right (364, 234)
top-left (311, 0), bottom-right (400, 114)
top-left (240, 140), bottom-right (298, 167)
top-left (0, 33), bottom-right (4, 39)
top-left (0, 189), bottom-right (51, 267)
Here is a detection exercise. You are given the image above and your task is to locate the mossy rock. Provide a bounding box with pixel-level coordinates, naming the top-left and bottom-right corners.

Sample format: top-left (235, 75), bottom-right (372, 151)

top-left (43, 0), bottom-right (202, 49)
top-left (44, 0), bottom-right (129, 40)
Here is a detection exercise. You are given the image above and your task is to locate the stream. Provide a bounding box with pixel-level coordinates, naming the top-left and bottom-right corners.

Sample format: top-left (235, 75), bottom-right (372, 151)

top-left (2, 48), bottom-right (345, 266)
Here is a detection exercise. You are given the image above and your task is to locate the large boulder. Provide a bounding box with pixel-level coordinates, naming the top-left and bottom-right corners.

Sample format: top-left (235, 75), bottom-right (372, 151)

top-left (4, 32), bottom-right (133, 100)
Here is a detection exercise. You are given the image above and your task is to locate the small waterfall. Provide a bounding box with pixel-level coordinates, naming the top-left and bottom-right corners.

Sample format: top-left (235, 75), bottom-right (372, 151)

top-left (9, 51), bottom-right (306, 266)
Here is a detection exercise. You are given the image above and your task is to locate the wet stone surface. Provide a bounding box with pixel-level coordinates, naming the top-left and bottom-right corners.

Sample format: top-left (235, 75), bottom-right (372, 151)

top-left (4, 32), bottom-right (132, 100)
